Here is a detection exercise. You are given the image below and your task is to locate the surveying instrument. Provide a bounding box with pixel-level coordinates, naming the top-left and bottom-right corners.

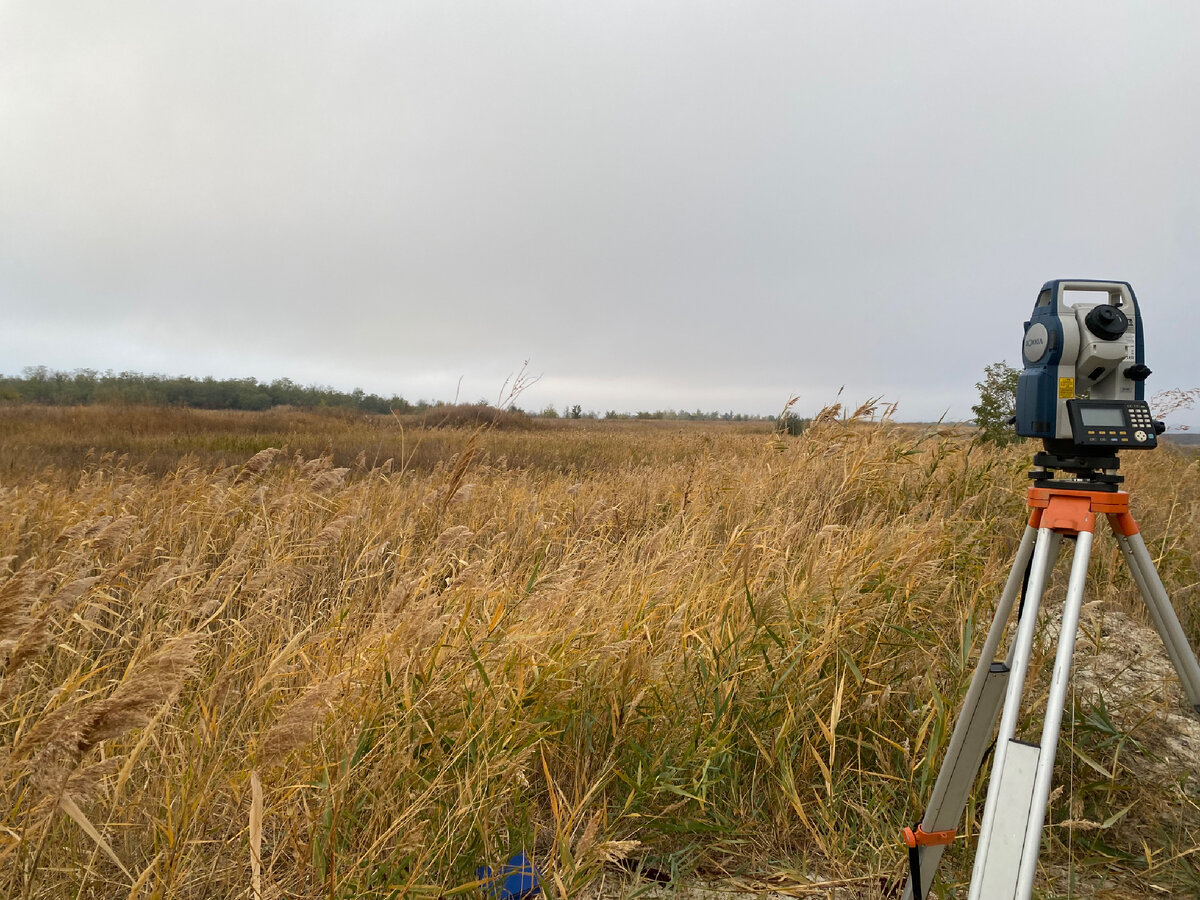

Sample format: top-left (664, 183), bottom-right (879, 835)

top-left (902, 280), bottom-right (1200, 900)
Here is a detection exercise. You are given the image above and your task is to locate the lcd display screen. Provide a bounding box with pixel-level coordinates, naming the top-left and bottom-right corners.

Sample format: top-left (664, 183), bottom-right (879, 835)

top-left (1079, 407), bottom-right (1126, 427)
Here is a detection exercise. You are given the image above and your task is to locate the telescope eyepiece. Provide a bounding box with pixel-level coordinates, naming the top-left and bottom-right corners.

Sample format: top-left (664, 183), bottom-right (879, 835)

top-left (1085, 304), bottom-right (1128, 341)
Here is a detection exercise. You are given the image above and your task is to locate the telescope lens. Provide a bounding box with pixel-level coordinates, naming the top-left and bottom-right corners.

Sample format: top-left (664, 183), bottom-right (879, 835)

top-left (1085, 305), bottom-right (1128, 341)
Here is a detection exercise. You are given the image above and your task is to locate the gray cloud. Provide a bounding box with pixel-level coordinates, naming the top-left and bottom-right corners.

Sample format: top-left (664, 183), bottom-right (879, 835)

top-left (3, 2), bottom-right (1199, 420)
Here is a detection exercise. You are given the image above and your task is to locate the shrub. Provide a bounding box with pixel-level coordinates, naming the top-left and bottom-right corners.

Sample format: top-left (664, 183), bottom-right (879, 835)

top-left (972, 361), bottom-right (1020, 446)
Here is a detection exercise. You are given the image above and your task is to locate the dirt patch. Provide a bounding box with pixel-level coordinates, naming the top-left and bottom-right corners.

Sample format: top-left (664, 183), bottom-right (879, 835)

top-left (1068, 599), bottom-right (1200, 777)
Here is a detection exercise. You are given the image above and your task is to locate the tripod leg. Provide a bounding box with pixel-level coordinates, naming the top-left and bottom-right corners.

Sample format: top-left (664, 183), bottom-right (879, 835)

top-left (1115, 530), bottom-right (1200, 713)
top-left (968, 525), bottom-right (1060, 899)
top-left (901, 525), bottom-right (1038, 900)
top-left (1011, 529), bottom-right (1095, 899)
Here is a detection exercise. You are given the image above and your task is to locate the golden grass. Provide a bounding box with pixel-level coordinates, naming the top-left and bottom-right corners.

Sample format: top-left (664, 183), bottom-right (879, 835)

top-left (1, 405), bottom-right (1199, 898)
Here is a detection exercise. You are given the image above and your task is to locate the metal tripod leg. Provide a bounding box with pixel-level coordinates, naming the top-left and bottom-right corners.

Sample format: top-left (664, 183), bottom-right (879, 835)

top-left (901, 526), bottom-right (1037, 900)
top-left (1114, 530), bottom-right (1200, 712)
top-left (966, 522), bottom-right (1072, 899)
top-left (1011, 528), bottom-right (1094, 898)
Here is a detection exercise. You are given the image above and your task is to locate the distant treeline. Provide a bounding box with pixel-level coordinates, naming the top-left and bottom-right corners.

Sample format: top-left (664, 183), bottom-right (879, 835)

top-left (1, 366), bottom-right (783, 422)
top-left (595, 408), bottom-right (772, 422)
top-left (1, 367), bottom-right (417, 414)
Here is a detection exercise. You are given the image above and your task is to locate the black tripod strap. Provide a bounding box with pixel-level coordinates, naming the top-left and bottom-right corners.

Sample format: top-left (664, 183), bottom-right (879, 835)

top-left (907, 843), bottom-right (923, 900)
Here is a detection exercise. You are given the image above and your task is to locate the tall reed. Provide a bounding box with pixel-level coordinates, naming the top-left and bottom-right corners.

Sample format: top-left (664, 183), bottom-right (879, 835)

top-left (0, 406), bottom-right (1197, 897)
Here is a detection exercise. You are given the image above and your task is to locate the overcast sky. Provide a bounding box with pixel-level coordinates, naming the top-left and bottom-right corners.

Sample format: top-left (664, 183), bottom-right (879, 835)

top-left (3, 2), bottom-right (1199, 421)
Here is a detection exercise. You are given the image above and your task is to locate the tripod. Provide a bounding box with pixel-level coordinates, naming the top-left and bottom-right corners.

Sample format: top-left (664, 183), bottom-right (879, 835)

top-left (902, 451), bottom-right (1200, 900)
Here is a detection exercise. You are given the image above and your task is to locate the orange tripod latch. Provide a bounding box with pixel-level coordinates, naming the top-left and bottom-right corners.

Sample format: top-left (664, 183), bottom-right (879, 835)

top-left (903, 824), bottom-right (957, 900)
top-left (902, 824), bottom-right (957, 849)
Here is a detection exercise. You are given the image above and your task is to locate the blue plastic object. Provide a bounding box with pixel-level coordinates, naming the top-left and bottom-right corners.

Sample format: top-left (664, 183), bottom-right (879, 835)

top-left (476, 851), bottom-right (541, 899)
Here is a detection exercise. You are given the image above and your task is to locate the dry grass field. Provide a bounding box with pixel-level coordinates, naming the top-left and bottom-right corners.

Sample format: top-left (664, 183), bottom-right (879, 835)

top-left (2, 404), bottom-right (1199, 899)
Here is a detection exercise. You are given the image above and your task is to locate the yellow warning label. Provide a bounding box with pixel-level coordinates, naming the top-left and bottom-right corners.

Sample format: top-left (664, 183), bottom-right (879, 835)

top-left (1058, 377), bottom-right (1075, 399)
